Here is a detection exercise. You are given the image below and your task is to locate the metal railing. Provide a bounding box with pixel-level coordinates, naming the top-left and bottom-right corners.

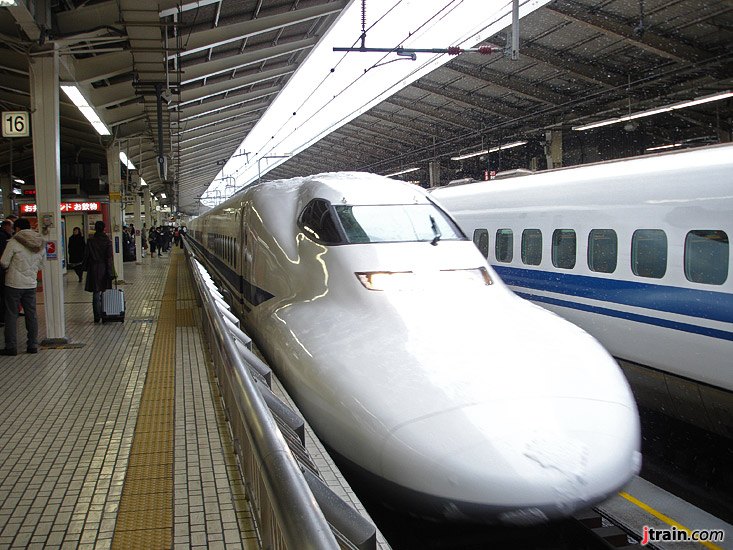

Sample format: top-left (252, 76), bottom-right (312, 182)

top-left (184, 241), bottom-right (378, 550)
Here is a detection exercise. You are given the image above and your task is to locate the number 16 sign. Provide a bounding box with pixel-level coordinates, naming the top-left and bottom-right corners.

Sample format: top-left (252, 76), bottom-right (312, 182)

top-left (2, 111), bottom-right (30, 138)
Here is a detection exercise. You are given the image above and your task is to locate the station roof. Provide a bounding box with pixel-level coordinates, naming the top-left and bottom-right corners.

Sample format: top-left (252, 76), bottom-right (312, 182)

top-left (1, 0), bottom-right (731, 215)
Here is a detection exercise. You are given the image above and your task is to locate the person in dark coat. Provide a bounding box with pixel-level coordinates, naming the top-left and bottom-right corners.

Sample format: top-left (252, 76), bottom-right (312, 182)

top-left (0, 219), bottom-right (15, 327)
top-left (67, 227), bottom-right (86, 282)
top-left (83, 220), bottom-right (114, 323)
top-left (148, 227), bottom-right (157, 256)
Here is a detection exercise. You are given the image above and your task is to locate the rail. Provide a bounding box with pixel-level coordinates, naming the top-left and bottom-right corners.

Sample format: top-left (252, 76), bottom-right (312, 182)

top-left (184, 243), bottom-right (340, 550)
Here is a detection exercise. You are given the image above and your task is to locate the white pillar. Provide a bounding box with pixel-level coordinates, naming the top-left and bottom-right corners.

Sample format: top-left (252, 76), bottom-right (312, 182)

top-left (30, 47), bottom-right (68, 345)
top-left (133, 190), bottom-right (142, 263)
top-left (144, 187), bottom-right (151, 230)
top-left (106, 146), bottom-right (124, 281)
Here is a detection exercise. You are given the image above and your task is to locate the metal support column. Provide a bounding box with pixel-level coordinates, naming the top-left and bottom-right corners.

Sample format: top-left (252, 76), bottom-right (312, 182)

top-left (429, 160), bottom-right (441, 187)
top-left (545, 130), bottom-right (563, 169)
top-left (30, 47), bottom-right (68, 345)
top-left (106, 146), bottom-right (124, 281)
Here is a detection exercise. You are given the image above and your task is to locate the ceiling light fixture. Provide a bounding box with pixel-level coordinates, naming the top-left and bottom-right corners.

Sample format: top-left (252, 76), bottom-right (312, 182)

top-left (385, 167), bottom-right (420, 177)
top-left (573, 90), bottom-right (733, 131)
top-left (645, 143), bottom-right (683, 153)
top-left (13, 178), bottom-right (25, 184)
top-left (61, 84), bottom-right (111, 136)
top-left (0, 0), bottom-right (18, 6)
top-left (451, 140), bottom-right (528, 161)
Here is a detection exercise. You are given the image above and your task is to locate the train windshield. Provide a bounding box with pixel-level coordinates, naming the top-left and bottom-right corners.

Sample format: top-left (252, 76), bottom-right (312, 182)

top-left (334, 204), bottom-right (464, 244)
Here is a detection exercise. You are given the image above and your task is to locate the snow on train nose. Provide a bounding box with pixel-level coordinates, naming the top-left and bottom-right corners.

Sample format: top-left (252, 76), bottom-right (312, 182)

top-left (378, 397), bottom-right (641, 525)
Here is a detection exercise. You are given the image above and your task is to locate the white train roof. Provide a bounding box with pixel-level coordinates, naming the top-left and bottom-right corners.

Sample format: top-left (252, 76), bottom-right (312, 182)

top-left (252, 171), bottom-right (432, 207)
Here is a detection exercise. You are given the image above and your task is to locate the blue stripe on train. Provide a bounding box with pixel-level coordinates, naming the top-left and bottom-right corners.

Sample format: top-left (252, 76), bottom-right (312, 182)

top-left (493, 265), bottom-right (733, 324)
top-left (514, 291), bottom-right (733, 341)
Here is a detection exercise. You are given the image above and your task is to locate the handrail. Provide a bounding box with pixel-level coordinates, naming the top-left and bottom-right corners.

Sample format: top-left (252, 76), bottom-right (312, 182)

top-left (185, 243), bottom-right (340, 550)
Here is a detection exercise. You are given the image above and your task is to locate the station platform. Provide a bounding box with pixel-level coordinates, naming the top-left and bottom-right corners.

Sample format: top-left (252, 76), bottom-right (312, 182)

top-left (0, 249), bottom-right (259, 549)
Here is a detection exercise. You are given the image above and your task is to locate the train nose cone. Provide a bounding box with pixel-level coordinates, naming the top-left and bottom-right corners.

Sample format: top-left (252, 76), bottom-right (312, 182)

top-left (379, 398), bottom-right (640, 524)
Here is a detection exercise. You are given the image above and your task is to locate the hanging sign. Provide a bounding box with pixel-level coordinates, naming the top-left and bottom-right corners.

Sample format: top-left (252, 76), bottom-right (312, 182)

top-left (2, 111), bottom-right (30, 138)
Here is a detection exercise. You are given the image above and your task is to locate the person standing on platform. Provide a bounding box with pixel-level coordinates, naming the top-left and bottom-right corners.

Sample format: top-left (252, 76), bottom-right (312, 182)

top-left (67, 227), bottom-right (86, 282)
top-left (0, 218), bottom-right (45, 355)
top-left (83, 220), bottom-right (114, 324)
top-left (148, 227), bottom-right (157, 257)
top-left (0, 220), bottom-right (15, 327)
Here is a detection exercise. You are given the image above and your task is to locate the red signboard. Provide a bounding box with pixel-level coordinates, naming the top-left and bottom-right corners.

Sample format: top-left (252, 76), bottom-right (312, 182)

top-left (20, 202), bottom-right (101, 214)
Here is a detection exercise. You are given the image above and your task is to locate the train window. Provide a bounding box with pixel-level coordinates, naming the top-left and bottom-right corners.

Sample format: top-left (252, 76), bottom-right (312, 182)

top-left (684, 230), bottom-right (729, 285)
top-left (299, 199), bottom-right (343, 244)
top-left (333, 204), bottom-right (463, 244)
top-left (521, 229), bottom-right (542, 265)
top-left (632, 229), bottom-right (667, 278)
top-left (588, 229), bottom-right (617, 273)
top-left (552, 229), bottom-right (576, 269)
top-left (495, 229), bottom-right (513, 263)
top-left (473, 229), bottom-right (489, 258)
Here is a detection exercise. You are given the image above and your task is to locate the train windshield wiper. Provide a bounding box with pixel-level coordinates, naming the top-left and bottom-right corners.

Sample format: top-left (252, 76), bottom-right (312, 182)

top-left (429, 215), bottom-right (442, 246)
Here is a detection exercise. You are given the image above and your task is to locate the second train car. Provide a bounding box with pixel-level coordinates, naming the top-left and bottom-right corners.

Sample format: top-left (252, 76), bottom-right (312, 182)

top-left (432, 144), bottom-right (733, 439)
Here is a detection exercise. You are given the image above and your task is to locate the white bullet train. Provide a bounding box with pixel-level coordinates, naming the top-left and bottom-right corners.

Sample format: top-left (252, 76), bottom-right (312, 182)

top-left (188, 171), bottom-right (641, 525)
top-left (432, 143), bottom-right (733, 439)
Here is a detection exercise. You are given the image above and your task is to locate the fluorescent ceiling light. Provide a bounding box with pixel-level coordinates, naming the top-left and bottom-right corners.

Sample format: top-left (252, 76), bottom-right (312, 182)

top-left (204, 0), bottom-right (553, 205)
top-left (0, 0), bottom-right (18, 6)
top-left (645, 143), bottom-right (682, 153)
top-left (61, 84), bottom-right (111, 136)
top-left (13, 178), bottom-right (25, 184)
top-left (385, 167), bottom-right (419, 177)
top-left (451, 140), bottom-right (528, 161)
top-left (119, 152), bottom-right (135, 170)
top-left (573, 90), bottom-right (733, 131)
top-left (160, 193), bottom-right (167, 199)
top-left (140, 178), bottom-right (147, 186)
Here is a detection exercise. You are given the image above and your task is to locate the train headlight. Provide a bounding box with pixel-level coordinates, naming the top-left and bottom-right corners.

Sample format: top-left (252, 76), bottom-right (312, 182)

top-left (356, 271), bottom-right (417, 291)
top-left (356, 268), bottom-right (492, 291)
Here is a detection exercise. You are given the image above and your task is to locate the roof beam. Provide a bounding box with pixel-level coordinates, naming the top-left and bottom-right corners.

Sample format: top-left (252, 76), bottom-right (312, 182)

top-left (546, 2), bottom-right (706, 64)
top-left (494, 36), bottom-right (625, 88)
top-left (385, 96), bottom-right (479, 131)
top-left (176, 88), bottom-right (279, 120)
top-left (180, 37), bottom-right (317, 85)
top-left (179, 64), bottom-right (296, 105)
top-left (410, 80), bottom-right (525, 120)
top-left (74, 51), bottom-right (134, 84)
top-left (443, 62), bottom-right (567, 105)
top-left (178, 103), bottom-right (266, 134)
top-left (174, 1), bottom-right (347, 59)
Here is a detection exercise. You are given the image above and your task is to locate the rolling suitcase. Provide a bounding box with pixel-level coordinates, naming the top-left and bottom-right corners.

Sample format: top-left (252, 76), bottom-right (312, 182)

top-left (101, 280), bottom-right (125, 323)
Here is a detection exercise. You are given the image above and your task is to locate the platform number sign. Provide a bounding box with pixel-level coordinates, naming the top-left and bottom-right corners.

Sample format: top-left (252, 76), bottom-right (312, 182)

top-left (2, 111), bottom-right (30, 138)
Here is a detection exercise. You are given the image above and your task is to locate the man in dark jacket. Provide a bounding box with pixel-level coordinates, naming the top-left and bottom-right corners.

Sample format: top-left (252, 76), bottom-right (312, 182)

top-left (83, 221), bottom-right (114, 323)
top-left (0, 219), bottom-right (13, 326)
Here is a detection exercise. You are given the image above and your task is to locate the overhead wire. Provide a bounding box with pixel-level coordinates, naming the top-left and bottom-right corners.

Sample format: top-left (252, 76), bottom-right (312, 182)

top-left (243, 0), bottom-right (467, 177)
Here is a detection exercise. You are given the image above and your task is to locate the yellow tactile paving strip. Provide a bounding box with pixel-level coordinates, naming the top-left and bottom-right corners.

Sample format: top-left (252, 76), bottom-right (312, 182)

top-left (110, 257), bottom-right (179, 550)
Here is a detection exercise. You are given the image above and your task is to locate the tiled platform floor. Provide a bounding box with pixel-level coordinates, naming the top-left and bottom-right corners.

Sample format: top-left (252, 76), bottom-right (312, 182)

top-left (0, 250), bottom-right (257, 550)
